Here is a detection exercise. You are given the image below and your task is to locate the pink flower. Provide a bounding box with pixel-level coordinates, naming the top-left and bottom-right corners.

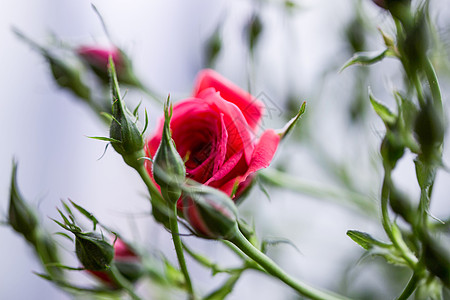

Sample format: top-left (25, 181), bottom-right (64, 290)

top-left (146, 69), bottom-right (280, 202)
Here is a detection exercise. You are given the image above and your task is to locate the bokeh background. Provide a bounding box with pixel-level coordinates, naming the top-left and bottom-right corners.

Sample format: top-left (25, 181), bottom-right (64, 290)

top-left (1, 0), bottom-right (450, 299)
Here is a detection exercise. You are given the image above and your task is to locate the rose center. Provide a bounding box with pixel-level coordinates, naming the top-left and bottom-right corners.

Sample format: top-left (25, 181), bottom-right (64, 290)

top-left (185, 141), bottom-right (213, 171)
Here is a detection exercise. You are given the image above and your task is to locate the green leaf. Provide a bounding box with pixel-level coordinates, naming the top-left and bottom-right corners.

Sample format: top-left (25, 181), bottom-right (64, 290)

top-left (369, 89), bottom-right (397, 127)
top-left (347, 230), bottom-right (391, 250)
top-left (341, 49), bottom-right (389, 71)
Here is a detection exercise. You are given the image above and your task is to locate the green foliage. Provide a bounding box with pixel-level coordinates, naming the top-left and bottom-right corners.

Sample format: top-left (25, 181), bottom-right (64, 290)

top-left (341, 49), bottom-right (390, 71)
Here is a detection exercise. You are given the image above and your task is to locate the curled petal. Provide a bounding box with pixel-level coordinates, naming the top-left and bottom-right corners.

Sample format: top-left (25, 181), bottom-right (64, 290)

top-left (193, 69), bottom-right (264, 130)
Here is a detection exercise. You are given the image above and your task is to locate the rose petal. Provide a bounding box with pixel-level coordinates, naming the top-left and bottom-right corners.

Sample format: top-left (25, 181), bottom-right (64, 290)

top-left (197, 88), bottom-right (255, 164)
top-left (193, 69), bottom-right (264, 130)
top-left (244, 129), bottom-right (280, 176)
top-left (226, 129), bottom-right (280, 195)
top-left (205, 150), bottom-right (244, 186)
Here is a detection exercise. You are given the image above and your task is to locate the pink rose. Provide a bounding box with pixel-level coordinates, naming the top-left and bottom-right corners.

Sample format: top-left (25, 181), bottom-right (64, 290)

top-left (88, 238), bottom-right (141, 287)
top-left (146, 69), bottom-right (280, 200)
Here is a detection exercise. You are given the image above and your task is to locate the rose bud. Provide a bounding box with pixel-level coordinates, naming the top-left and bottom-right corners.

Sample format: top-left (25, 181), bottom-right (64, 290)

top-left (372, 0), bottom-right (387, 9)
top-left (152, 98), bottom-right (186, 205)
top-left (75, 232), bottom-right (115, 271)
top-left (145, 69), bottom-right (280, 228)
top-left (88, 238), bottom-right (143, 287)
top-left (414, 99), bottom-right (444, 163)
top-left (13, 29), bottom-right (91, 100)
top-left (48, 55), bottom-right (92, 101)
top-left (8, 162), bottom-right (39, 243)
top-left (108, 59), bottom-right (145, 168)
top-left (77, 46), bottom-right (122, 82)
top-left (77, 45), bottom-right (145, 89)
top-left (181, 182), bottom-right (239, 239)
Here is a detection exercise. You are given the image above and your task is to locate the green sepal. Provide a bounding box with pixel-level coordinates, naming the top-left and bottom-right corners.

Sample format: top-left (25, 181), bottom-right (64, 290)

top-left (276, 101), bottom-right (306, 139)
top-left (414, 159), bottom-right (437, 190)
top-left (88, 136), bottom-right (122, 143)
top-left (348, 230), bottom-right (409, 266)
top-left (347, 230), bottom-right (391, 250)
top-left (69, 200), bottom-right (99, 231)
top-left (369, 89), bottom-right (397, 128)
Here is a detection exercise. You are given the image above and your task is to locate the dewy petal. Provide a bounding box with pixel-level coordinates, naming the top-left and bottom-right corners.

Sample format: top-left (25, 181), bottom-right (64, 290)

top-left (193, 69), bottom-right (264, 130)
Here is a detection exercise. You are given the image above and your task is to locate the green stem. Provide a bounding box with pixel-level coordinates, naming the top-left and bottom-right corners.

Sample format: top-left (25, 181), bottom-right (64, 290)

top-left (228, 227), bottom-right (350, 300)
top-left (396, 271), bottom-right (420, 300)
top-left (134, 163), bottom-right (195, 298)
top-left (381, 169), bottom-right (418, 268)
top-left (169, 204), bottom-right (196, 300)
top-left (108, 263), bottom-right (141, 300)
top-left (183, 243), bottom-right (231, 274)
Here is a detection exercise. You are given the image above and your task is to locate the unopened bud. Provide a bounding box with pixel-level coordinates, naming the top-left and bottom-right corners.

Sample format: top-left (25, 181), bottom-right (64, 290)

top-left (380, 131), bottom-right (404, 168)
top-left (108, 59), bottom-right (145, 167)
top-left (245, 13), bottom-right (263, 53)
top-left (48, 55), bottom-right (91, 100)
top-left (8, 163), bottom-right (39, 243)
top-left (181, 183), bottom-right (238, 239)
top-left (75, 233), bottom-right (114, 271)
top-left (88, 238), bottom-right (143, 287)
top-left (153, 98), bottom-right (186, 205)
top-left (414, 100), bottom-right (444, 163)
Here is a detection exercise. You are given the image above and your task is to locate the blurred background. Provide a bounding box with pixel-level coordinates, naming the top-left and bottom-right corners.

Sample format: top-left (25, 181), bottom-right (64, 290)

top-left (1, 0), bottom-right (449, 299)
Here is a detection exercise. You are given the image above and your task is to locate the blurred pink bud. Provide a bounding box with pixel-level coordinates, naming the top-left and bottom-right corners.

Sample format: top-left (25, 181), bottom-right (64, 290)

top-left (373, 0), bottom-right (387, 9)
top-left (77, 46), bottom-right (123, 77)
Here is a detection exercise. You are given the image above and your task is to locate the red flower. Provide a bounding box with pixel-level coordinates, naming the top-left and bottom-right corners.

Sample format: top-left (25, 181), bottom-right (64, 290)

top-left (146, 69), bottom-right (280, 200)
